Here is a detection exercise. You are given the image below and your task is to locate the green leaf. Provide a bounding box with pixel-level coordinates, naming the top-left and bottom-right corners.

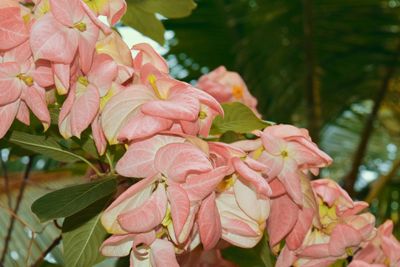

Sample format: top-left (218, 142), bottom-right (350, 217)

top-left (63, 198), bottom-right (109, 267)
top-left (8, 131), bottom-right (80, 163)
top-left (123, 0), bottom-right (196, 44)
top-left (133, 0), bottom-right (197, 18)
top-left (123, 5), bottom-right (165, 44)
top-left (211, 102), bottom-right (270, 135)
top-left (31, 178), bottom-right (117, 222)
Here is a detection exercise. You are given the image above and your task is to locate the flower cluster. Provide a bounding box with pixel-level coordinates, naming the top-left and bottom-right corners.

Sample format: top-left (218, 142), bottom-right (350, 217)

top-left (1, 1), bottom-right (399, 267)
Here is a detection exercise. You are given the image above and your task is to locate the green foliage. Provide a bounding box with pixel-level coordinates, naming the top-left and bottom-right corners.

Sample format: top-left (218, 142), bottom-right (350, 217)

top-left (31, 178), bottom-right (117, 222)
top-left (211, 102), bottom-right (270, 135)
top-left (62, 197), bottom-right (110, 267)
top-left (8, 131), bottom-right (80, 163)
top-left (123, 0), bottom-right (196, 44)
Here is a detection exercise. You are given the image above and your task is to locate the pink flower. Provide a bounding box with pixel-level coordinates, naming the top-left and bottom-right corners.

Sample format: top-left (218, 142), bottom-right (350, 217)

top-left (197, 66), bottom-right (259, 115)
top-left (58, 53), bottom-right (118, 139)
top-left (30, 0), bottom-right (102, 73)
top-left (0, 43), bottom-right (50, 138)
top-left (0, 5), bottom-right (29, 50)
top-left (352, 220), bottom-right (400, 267)
top-left (256, 124), bottom-right (332, 204)
top-left (83, 0), bottom-right (127, 26)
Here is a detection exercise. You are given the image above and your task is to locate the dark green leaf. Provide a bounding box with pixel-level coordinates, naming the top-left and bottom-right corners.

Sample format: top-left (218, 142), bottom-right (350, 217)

top-left (123, 5), bottom-right (165, 44)
top-left (63, 197), bottom-right (110, 267)
top-left (133, 0), bottom-right (197, 18)
top-left (9, 131), bottom-right (80, 163)
top-left (211, 102), bottom-right (270, 135)
top-left (31, 178), bottom-right (117, 222)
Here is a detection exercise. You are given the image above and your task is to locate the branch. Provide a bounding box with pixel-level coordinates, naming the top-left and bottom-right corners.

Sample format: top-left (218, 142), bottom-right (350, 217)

top-left (0, 156), bottom-right (34, 265)
top-left (365, 158), bottom-right (400, 203)
top-left (0, 154), bottom-right (12, 208)
top-left (344, 42), bottom-right (400, 197)
top-left (31, 235), bottom-right (62, 267)
top-left (302, 0), bottom-right (322, 145)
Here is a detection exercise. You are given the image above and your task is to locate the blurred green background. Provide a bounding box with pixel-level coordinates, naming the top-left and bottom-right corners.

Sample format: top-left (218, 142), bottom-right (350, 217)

top-left (1, 0), bottom-right (400, 266)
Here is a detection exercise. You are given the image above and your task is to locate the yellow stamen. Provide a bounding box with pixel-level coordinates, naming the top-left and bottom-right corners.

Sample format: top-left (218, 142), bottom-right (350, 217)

top-left (280, 150), bottom-right (289, 158)
top-left (148, 74), bottom-right (164, 99)
top-left (232, 85), bottom-right (244, 99)
top-left (217, 175), bottom-right (235, 192)
top-left (253, 146), bottom-right (264, 160)
top-left (78, 76), bottom-right (89, 87)
top-left (73, 22), bottom-right (87, 32)
top-left (199, 111), bottom-right (207, 120)
top-left (17, 74), bottom-right (34, 86)
top-left (161, 206), bottom-right (172, 227)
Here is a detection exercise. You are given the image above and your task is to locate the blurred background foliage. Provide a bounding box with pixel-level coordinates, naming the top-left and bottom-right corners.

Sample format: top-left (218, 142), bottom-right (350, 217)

top-left (2, 0), bottom-right (400, 266)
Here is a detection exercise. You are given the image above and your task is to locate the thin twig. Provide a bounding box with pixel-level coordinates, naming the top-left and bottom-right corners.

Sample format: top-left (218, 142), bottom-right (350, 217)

top-left (0, 153), bottom-right (12, 208)
top-left (344, 41), bottom-right (400, 197)
top-left (365, 158), bottom-right (400, 203)
top-left (0, 203), bottom-right (36, 266)
top-left (31, 235), bottom-right (62, 267)
top-left (0, 156), bottom-right (34, 265)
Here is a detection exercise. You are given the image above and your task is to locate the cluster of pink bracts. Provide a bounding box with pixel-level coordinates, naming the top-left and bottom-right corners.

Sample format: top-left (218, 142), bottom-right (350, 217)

top-left (1, 1), bottom-right (399, 267)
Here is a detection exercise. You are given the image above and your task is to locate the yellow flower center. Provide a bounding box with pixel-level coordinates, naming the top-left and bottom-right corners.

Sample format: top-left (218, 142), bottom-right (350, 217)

top-left (199, 111), bottom-right (207, 120)
top-left (318, 198), bottom-right (339, 234)
top-left (280, 150), bottom-right (289, 158)
top-left (217, 175), bottom-right (235, 192)
top-left (78, 76), bottom-right (89, 87)
top-left (17, 74), bottom-right (34, 86)
top-left (148, 74), bottom-right (164, 100)
top-left (232, 85), bottom-right (244, 99)
top-left (73, 22), bottom-right (87, 32)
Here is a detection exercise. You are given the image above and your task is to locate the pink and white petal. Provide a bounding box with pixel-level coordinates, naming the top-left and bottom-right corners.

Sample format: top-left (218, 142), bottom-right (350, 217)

top-left (286, 207), bottom-right (314, 250)
top-left (102, 176), bottom-right (155, 234)
top-left (16, 101), bottom-right (30, 125)
top-left (267, 194), bottom-right (299, 247)
top-left (100, 234), bottom-right (135, 257)
top-left (0, 100), bottom-right (19, 138)
top-left (132, 43), bottom-right (169, 73)
top-left (187, 86), bottom-right (224, 116)
top-left (299, 243), bottom-right (332, 258)
top-left (116, 134), bottom-right (184, 178)
top-left (132, 231), bottom-right (156, 252)
top-left (88, 54), bottom-right (118, 95)
top-left (279, 162), bottom-right (303, 206)
top-left (0, 62), bottom-right (22, 106)
top-left (34, 60), bottom-right (54, 88)
top-left (78, 16), bottom-right (100, 73)
top-left (23, 85), bottom-right (50, 130)
top-left (183, 166), bottom-right (229, 202)
top-left (108, 0), bottom-right (127, 26)
top-left (3, 40), bottom-right (31, 64)
top-left (53, 63), bottom-right (70, 95)
top-left (167, 184), bottom-right (190, 239)
top-left (30, 14), bottom-right (78, 64)
top-left (154, 143), bottom-right (212, 183)
top-left (101, 85), bottom-right (156, 144)
top-left (141, 91), bottom-right (200, 121)
top-left (198, 193), bottom-right (222, 250)
top-left (118, 184), bottom-right (167, 233)
top-left (232, 157), bottom-right (271, 199)
top-left (149, 239), bottom-right (179, 267)
top-left (0, 7), bottom-right (29, 50)
top-left (269, 178), bottom-right (287, 198)
top-left (328, 224), bottom-right (362, 257)
top-left (50, 0), bottom-right (84, 27)
top-left (117, 111), bottom-right (173, 142)
top-left (91, 115), bottom-right (107, 156)
top-left (70, 84), bottom-right (99, 137)
top-left (276, 246), bottom-right (297, 267)
top-left (233, 179), bottom-right (270, 222)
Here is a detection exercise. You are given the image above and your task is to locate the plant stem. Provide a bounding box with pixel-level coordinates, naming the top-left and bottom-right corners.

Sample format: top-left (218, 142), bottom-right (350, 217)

top-left (105, 151), bottom-right (114, 174)
top-left (0, 153), bottom-right (12, 208)
top-left (0, 156), bottom-right (34, 265)
top-left (365, 158), bottom-right (400, 203)
top-left (31, 235), bottom-right (62, 267)
top-left (344, 41), bottom-right (400, 197)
